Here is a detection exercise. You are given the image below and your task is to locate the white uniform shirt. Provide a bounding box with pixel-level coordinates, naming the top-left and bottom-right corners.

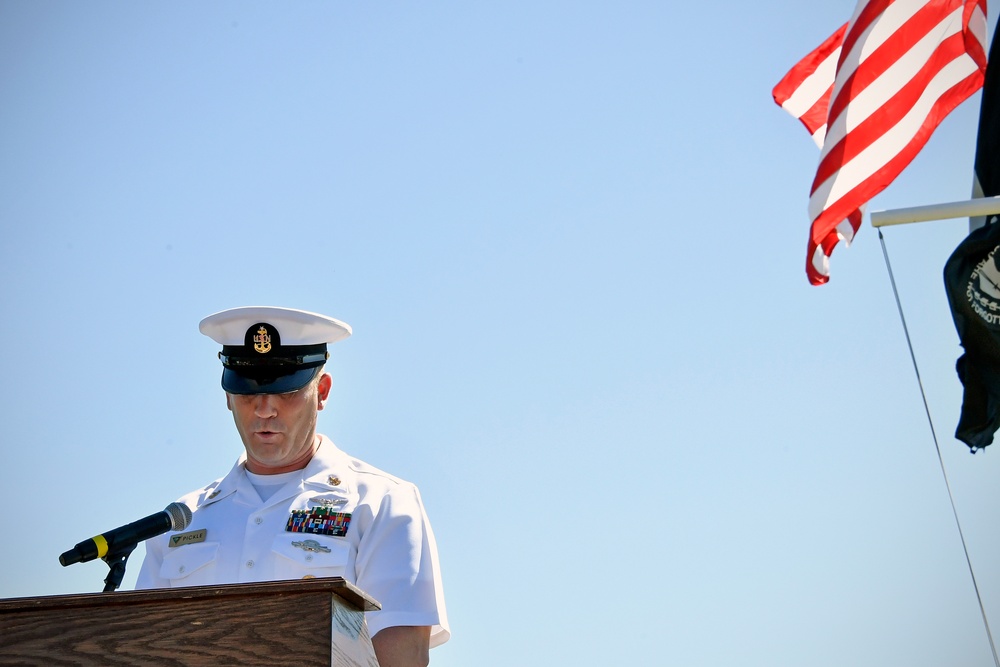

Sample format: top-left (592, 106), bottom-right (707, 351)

top-left (135, 436), bottom-right (450, 647)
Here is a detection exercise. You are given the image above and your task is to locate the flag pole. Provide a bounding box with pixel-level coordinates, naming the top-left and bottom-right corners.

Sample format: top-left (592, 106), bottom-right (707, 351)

top-left (870, 196), bottom-right (1000, 227)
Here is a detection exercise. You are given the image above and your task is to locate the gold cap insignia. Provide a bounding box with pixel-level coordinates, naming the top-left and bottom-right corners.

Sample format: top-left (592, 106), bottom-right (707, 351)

top-left (253, 326), bottom-right (272, 354)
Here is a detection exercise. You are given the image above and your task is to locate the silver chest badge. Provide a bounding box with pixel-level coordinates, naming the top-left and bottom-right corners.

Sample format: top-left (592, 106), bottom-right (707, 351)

top-left (310, 497), bottom-right (348, 508)
top-left (291, 539), bottom-right (331, 553)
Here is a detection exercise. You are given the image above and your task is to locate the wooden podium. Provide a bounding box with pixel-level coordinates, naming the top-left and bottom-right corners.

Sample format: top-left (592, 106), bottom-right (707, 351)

top-left (0, 578), bottom-right (381, 666)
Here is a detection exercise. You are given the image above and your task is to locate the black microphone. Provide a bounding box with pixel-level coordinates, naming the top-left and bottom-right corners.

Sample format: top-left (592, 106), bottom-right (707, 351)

top-left (59, 502), bottom-right (193, 566)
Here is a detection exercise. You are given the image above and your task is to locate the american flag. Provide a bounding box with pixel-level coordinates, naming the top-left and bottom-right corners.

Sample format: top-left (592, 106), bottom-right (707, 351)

top-left (773, 0), bottom-right (989, 285)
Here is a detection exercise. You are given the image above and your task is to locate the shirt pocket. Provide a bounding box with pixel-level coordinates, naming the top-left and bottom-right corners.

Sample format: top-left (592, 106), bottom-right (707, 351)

top-left (158, 542), bottom-right (220, 586)
top-left (271, 533), bottom-right (351, 580)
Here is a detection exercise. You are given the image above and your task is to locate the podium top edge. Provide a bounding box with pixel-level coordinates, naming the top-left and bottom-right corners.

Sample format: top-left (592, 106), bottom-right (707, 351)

top-left (0, 577), bottom-right (381, 614)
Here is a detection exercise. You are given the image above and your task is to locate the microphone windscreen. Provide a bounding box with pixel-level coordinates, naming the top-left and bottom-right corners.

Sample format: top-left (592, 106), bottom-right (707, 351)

top-left (164, 502), bottom-right (193, 531)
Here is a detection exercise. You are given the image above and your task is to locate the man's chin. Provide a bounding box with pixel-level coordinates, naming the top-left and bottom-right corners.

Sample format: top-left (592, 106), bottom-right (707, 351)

top-left (246, 452), bottom-right (290, 473)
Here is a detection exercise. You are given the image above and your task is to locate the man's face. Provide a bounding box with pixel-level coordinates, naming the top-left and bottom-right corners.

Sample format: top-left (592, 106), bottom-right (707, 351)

top-left (226, 372), bottom-right (332, 474)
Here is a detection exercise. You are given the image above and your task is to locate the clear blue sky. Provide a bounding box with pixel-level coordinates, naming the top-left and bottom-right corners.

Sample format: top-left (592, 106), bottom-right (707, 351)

top-left (2, 2), bottom-right (999, 665)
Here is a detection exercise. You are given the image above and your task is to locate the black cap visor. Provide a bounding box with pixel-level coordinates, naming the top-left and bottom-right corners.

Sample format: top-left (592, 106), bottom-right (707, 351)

top-left (221, 365), bottom-right (322, 395)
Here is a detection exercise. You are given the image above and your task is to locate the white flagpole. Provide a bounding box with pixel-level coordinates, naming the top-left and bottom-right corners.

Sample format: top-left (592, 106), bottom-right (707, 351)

top-left (869, 196), bottom-right (1000, 227)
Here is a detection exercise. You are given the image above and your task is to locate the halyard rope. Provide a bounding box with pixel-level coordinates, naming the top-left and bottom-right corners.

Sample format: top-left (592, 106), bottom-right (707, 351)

top-left (878, 227), bottom-right (999, 667)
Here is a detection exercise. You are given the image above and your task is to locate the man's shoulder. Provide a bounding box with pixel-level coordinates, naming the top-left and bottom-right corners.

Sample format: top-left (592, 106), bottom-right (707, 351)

top-left (316, 436), bottom-right (416, 492)
top-left (175, 475), bottom-right (230, 509)
top-left (173, 457), bottom-right (243, 509)
top-left (343, 454), bottom-right (411, 486)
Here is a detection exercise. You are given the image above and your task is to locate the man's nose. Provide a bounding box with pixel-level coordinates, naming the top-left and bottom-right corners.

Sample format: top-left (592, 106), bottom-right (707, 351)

top-left (253, 394), bottom-right (278, 417)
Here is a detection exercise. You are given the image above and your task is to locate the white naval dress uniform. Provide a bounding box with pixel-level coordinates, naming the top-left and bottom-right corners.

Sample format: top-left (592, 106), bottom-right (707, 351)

top-left (135, 435), bottom-right (450, 647)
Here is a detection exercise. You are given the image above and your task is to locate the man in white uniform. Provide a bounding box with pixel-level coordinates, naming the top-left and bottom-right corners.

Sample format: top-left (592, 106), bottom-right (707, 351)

top-left (136, 306), bottom-right (450, 666)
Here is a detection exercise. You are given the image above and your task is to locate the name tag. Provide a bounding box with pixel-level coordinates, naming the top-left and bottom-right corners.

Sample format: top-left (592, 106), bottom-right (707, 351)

top-left (169, 529), bottom-right (207, 547)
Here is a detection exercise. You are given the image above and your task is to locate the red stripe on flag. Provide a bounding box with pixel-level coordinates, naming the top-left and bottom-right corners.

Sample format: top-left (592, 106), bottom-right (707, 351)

top-left (799, 92), bottom-right (835, 141)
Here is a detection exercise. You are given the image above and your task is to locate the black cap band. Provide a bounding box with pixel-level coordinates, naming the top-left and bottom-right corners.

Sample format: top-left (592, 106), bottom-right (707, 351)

top-left (219, 346), bottom-right (329, 369)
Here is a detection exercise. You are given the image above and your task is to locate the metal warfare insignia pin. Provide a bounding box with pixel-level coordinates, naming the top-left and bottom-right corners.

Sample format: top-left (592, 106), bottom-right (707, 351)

top-left (253, 326), bottom-right (272, 354)
top-left (291, 539), bottom-right (332, 553)
top-left (310, 497), bottom-right (348, 508)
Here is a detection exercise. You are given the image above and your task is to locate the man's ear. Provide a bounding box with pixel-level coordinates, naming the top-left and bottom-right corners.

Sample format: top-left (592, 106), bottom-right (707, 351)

top-left (225, 393), bottom-right (233, 412)
top-left (316, 373), bottom-right (332, 410)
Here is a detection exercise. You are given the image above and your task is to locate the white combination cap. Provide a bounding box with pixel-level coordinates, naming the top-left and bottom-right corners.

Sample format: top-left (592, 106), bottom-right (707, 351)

top-left (199, 306), bottom-right (352, 395)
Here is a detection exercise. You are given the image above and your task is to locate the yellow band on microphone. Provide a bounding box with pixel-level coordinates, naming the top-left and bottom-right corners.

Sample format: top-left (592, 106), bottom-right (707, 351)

top-left (93, 534), bottom-right (109, 558)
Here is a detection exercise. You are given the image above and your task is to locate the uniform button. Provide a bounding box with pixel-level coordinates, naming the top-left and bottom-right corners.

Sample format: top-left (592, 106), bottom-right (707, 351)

top-left (254, 517), bottom-right (263, 525)
top-left (178, 565), bottom-right (186, 574)
top-left (305, 555), bottom-right (313, 562)
top-left (246, 560), bottom-right (254, 568)
top-left (302, 574), bottom-right (316, 579)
